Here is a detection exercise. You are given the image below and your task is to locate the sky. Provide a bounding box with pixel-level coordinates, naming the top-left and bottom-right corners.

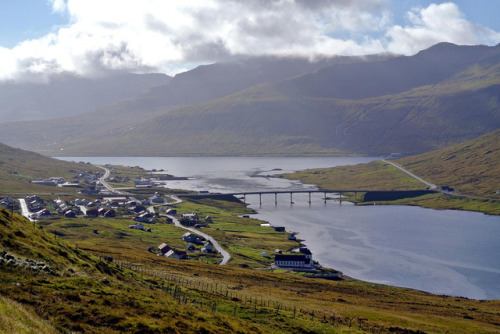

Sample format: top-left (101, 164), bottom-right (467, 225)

top-left (0, 0), bottom-right (499, 82)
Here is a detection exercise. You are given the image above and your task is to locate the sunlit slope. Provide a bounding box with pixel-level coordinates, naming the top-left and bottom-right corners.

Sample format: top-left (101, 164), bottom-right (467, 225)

top-left (396, 129), bottom-right (500, 197)
top-left (0, 208), bottom-right (264, 333)
top-left (1, 203), bottom-right (500, 333)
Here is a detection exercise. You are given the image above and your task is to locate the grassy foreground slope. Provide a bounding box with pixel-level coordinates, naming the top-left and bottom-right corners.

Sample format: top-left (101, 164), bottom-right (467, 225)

top-left (2, 205), bottom-right (500, 333)
top-left (0, 295), bottom-right (58, 334)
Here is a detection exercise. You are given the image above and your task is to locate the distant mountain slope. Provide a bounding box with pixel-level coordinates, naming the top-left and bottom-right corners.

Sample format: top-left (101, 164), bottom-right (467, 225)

top-left (140, 54), bottom-right (394, 107)
top-left (46, 43), bottom-right (500, 156)
top-left (0, 43), bottom-right (499, 156)
top-left (268, 43), bottom-right (495, 100)
top-left (396, 129), bottom-right (500, 197)
top-left (0, 54), bottom-right (394, 154)
top-left (0, 72), bottom-right (171, 122)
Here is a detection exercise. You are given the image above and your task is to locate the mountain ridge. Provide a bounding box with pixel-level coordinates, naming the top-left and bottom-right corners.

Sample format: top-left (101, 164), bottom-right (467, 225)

top-left (0, 43), bottom-right (499, 156)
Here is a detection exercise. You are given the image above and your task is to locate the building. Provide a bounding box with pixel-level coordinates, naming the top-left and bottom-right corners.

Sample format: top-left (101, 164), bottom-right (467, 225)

top-left (158, 243), bottom-right (171, 254)
top-left (201, 241), bottom-right (214, 253)
top-left (182, 232), bottom-right (198, 243)
top-left (165, 249), bottom-right (188, 260)
top-left (273, 254), bottom-right (313, 268)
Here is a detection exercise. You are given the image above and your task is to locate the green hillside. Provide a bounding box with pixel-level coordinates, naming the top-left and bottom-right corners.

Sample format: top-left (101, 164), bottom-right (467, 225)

top-left (0, 208), bottom-right (259, 333)
top-left (282, 130), bottom-right (500, 214)
top-left (0, 142), bottom-right (99, 194)
top-left (1, 204), bottom-right (500, 333)
top-left (396, 129), bottom-right (500, 198)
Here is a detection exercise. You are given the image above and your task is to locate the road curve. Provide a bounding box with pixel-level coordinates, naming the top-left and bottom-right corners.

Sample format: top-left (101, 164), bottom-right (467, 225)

top-left (167, 211), bottom-right (231, 265)
top-left (95, 165), bottom-right (128, 195)
top-left (165, 196), bottom-right (230, 265)
top-left (382, 159), bottom-right (437, 189)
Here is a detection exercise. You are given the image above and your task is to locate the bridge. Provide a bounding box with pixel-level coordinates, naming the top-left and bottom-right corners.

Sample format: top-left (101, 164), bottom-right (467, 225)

top-left (180, 189), bottom-right (375, 205)
top-left (179, 189), bottom-right (436, 205)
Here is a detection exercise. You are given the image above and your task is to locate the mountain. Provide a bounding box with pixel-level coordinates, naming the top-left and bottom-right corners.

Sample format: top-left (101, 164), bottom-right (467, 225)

top-left (50, 43), bottom-right (500, 156)
top-left (0, 72), bottom-right (171, 122)
top-left (140, 54), bottom-right (394, 107)
top-left (0, 54), bottom-right (394, 155)
top-left (0, 43), bottom-right (499, 156)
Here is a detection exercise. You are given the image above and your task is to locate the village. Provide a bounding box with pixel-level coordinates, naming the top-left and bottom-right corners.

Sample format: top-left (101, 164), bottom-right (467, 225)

top-left (0, 165), bottom-right (325, 273)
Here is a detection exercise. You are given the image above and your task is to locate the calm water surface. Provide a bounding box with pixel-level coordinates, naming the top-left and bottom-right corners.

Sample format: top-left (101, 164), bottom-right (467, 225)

top-left (59, 157), bottom-right (500, 299)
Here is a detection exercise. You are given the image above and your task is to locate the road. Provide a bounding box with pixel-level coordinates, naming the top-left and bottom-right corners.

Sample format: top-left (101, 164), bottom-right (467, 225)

top-left (168, 214), bottom-right (231, 265)
top-left (165, 195), bottom-right (231, 265)
top-left (95, 165), bottom-right (128, 195)
top-left (382, 159), bottom-right (437, 189)
top-left (18, 198), bottom-right (35, 222)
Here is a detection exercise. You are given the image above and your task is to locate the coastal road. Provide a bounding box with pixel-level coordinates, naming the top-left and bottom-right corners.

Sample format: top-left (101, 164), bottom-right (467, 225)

top-left (382, 159), bottom-right (437, 190)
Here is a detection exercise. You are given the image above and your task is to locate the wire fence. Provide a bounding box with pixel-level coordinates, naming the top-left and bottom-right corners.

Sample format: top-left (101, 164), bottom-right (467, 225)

top-left (97, 255), bottom-right (387, 333)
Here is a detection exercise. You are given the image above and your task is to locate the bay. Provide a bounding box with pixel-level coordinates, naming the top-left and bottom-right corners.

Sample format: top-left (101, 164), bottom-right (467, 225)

top-left (58, 156), bottom-right (500, 299)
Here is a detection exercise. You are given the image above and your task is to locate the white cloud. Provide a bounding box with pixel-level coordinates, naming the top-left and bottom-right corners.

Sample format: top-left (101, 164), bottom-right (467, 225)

top-left (386, 2), bottom-right (500, 54)
top-left (0, 1), bottom-right (499, 82)
top-left (49, 0), bottom-right (67, 14)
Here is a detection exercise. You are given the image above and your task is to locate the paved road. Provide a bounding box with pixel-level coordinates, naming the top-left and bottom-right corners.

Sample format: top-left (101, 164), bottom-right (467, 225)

top-left (168, 214), bottom-right (231, 265)
top-left (95, 165), bottom-right (128, 195)
top-left (382, 159), bottom-right (437, 189)
top-left (165, 195), bottom-right (231, 265)
top-left (18, 198), bottom-right (35, 222)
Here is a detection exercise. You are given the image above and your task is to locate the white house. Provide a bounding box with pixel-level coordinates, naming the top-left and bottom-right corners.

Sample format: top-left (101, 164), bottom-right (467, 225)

top-left (273, 254), bottom-right (313, 268)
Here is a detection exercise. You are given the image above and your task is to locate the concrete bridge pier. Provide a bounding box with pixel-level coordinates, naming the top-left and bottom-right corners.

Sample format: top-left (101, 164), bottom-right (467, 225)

top-left (259, 193), bottom-right (262, 206)
top-left (308, 192), bottom-right (312, 204)
top-left (275, 193), bottom-right (278, 206)
top-left (324, 192), bottom-right (327, 204)
top-left (290, 192), bottom-right (294, 205)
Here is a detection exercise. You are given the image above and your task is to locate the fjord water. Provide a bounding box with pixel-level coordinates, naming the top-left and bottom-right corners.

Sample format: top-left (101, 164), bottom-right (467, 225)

top-left (60, 157), bottom-right (500, 299)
